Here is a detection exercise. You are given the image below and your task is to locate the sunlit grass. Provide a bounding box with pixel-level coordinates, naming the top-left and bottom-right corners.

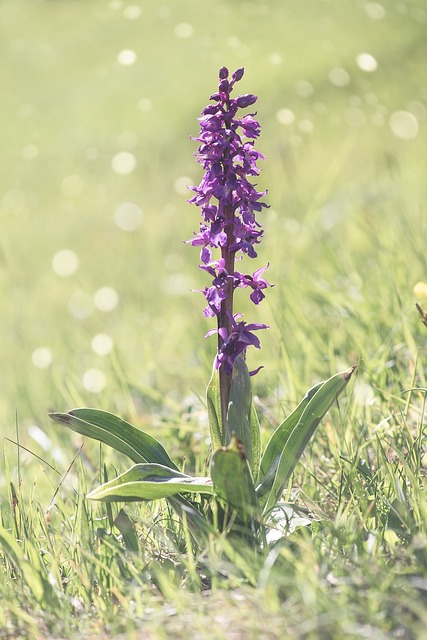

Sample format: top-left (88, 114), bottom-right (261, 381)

top-left (1, 0), bottom-right (427, 637)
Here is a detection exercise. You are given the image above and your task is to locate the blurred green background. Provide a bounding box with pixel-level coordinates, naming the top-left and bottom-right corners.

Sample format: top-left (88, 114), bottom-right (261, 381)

top-left (1, 0), bottom-right (426, 478)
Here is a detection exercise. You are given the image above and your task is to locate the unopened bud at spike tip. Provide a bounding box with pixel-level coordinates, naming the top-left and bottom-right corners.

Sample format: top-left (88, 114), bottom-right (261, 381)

top-left (232, 68), bottom-right (244, 82)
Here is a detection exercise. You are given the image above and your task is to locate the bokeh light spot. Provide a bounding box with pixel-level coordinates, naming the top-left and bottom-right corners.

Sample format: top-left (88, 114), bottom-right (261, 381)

top-left (356, 53), bottom-right (378, 72)
top-left (174, 23), bottom-right (193, 38)
top-left (227, 36), bottom-right (241, 48)
top-left (112, 151), bottom-right (137, 175)
top-left (298, 119), bottom-right (314, 133)
top-left (138, 98), bottom-right (152, 112)
top-left (268, 53), bottom-right (282, 65)
top-left (32, 347), bottom-right (53, 369)
top-left (22, 145), bottom-right (39, 159)
top-left (364, 3), bottom-right (386, 19)
top-left (114, 201), bottom-right (143, 231)
top-left (389, 111), bottom-right (419, 139)
top-left (68, 291), bottom-right (94, 320)
top-left (174, 176), bottom-right (192, 195)
top-left (94, 287), bottom-right (119, 311)
top-left (91, 333), bottom-right (114, 356)
top-left (328, 68), bottom-right (350, 87)
top-left (276, 109), bottom-right (295, 125)
top-left (161, 273), bottom-right (192, 295)
top-left (124, 5), bottom-right (141, 19)
top-left (117, 49), bottom-right (137, 66)
top-left (407, 101), bottom-right (426, 120)
top-left (295, 80), bottom-right (314, 98)
top-left (52, 249), bottom-right (79, 277)
top-left (414, 282), bottom-right (427, 297)
top-left (82, 368), bottom-right (106, 393)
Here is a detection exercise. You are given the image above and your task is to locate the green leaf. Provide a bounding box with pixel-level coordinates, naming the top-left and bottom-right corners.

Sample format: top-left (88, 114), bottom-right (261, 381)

top-left (207, 364), bottom-right (222, 452)
top-left (49, 408), bottom-right (179, 471)
top-left (49, 409), bottom-right (212, 542)
top-left (226, 354), bottom-right (261, 480)
top-left (87, 463), bottom-right (214, 502)
top-left (210, 437), bottom-right (259, 526)
top-left (257, 366), bottom-right (356, 515)
top-left (259, 382), bottom-right (325, 480)
top-left (114, 509), bottom-right (140, 554)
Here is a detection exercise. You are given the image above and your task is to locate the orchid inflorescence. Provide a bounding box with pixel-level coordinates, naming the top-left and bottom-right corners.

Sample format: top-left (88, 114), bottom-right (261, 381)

top-left (50, 67), bottom-right (355, 551)
top-left (188, 66), bottom-right (272, 381)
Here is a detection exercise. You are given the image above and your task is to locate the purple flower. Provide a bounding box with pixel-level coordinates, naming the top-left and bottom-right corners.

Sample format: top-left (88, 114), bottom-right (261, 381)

top-left (235, 265), bottom-right (271, 304)
top-left (188, 67), bottom-right (272, 415)
top-left (206, 314), bottom-right (269, 376)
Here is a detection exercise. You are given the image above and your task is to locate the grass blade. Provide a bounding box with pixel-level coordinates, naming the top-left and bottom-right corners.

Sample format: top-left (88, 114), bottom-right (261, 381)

top-left (0, 525), bottom-right (58, 605)
top-left (114, 509), bottom-right (140, 554)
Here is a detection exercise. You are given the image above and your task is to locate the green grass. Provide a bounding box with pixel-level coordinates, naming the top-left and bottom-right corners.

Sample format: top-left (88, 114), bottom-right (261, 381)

top-left (1, 0), bottom-right (427, 637)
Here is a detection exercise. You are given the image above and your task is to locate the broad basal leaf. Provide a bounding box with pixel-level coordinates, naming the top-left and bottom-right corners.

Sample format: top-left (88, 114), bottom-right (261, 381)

top-left (87, 463), bottom-right (214, 502)
top-left (49, 408), bottom-right (212, 541)
top-left (257, 366), bottom-right (356, 515)
top-left (49, 408), bottom-right (178, 470)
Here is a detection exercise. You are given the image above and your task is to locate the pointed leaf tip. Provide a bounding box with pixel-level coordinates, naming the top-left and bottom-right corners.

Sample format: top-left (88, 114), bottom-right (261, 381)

top-left (344, 364), bottom-right (357, 381)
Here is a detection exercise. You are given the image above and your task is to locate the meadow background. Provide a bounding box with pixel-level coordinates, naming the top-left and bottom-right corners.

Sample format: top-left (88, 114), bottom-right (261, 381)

top-left (1, 0), bottom-right (427, 638)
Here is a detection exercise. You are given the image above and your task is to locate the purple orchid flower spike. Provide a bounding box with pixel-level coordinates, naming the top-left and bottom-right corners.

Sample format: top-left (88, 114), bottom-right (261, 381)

top-left (188, 67), bottom-right (272, 422)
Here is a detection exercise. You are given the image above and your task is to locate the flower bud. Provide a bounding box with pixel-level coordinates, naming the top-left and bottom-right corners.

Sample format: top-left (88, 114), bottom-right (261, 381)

top-left (236, 94), bottom-right (257, 108)
top-left (232, 68), bottom-right (244, 82)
